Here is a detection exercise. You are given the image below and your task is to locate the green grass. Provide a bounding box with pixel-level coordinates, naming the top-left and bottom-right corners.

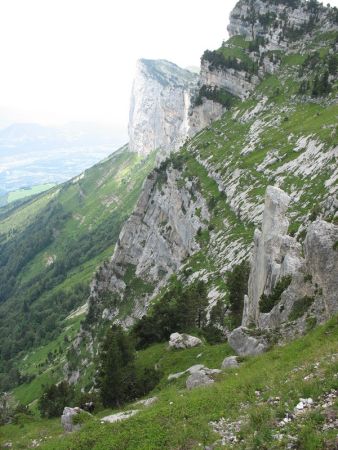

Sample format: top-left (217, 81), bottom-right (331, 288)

top-left (0, 146), bottom-right (157, 396)
top-left (7, 184), bottom-right (56, 203)
top-left (2, 316), bottom-right (337, 450)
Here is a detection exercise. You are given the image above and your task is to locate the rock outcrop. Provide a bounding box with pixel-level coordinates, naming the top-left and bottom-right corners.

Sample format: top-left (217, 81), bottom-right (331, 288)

top-left (168, 333), bottom-right (202, 350)
top-left (88, 165), bottom-right (210, 325)
top-left (200, 59), bottom-right (260, 100)
top-left (100, 410), bottom-right (139, 424)
top-left (186, 371), bottom-right (214, 390)
top-left (229, 186), bottom-right (338, 355)
top-left (242, 186), bottom-right (292, 327)
top-left (61, 407), bottom-right (87, 433)
top-left (128, 59), bottom-right (198, 157)
top-left (228, 0), bottom-right (336, 50)
top-left (228, 327), bottom-right (268, 357)
top-left (221, 355), bottom-right (241, 369)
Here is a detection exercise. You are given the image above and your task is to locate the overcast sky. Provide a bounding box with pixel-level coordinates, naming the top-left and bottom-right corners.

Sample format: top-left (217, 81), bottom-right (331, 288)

top-left (0, 0), bottom-right (337, 134)
top-left (0, 0), bottom-right (238, 132)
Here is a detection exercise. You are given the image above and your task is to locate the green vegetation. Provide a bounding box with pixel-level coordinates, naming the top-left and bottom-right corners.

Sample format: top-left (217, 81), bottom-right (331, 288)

top-left (0, 146), bottom-right (157, 393)
top-left (2, 315), bottom-right (336, 450)
top-left (97, 325), bottom-right (160, 408)
top-left (38, 381), bottom-right (75, 418)
top-left (227, 260), bottom-right (250, 327)
top-left (260, 276), bottom-right (292, 313)
top-left (202, 49), bottom-right (258, 74)
top-left (289, 296), bottom-right (315, 321)
top-left (7, 184), bottom-right (56, 204)
top-left (194, 84), bottom-right (236, 108)
top-left (1, 8), bottom-right (337, 446)
top-left (132, 280), bottom-right (213, 350)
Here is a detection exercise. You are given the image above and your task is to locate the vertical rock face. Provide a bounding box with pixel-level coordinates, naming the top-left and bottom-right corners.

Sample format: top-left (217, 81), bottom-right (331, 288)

top-left (228, 0), bottom-right (335, 50)
top-left (304, 220), bottom-right (338, 320)
top-left (242, 186), bottom-right (292, 326)
top-left (89, 165), bottom-right (210, 325)
top-left (128, 59), bottom-right (198, 157)
top-left (230, 186), bottom-right (338, 356)
top-left (188, 98), bottom-right (225, 137)
top-left (200, 59), bottom-right (259, 100)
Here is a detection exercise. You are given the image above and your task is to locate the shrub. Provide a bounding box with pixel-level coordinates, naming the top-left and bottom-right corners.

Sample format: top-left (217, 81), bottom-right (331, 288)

top-left (96, 325), bottom-right (160, 408)
top-left (38, 381), bottom-right (75, 418)
top-left (132, 280), bottom-right (209, 349)
top-left (289, 296), bottom-right (315, 321)
top-left (194, 85), bottom-right (235, 108)
top-left (227, 261), bottom-right (250, 326)
top-left (202, 50), bottom-right (258, 75)
top-left (260, 276), bottom-right (292, 313)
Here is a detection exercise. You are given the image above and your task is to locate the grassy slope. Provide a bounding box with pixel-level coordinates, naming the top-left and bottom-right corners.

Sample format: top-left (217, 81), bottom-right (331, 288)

top-left (7, 184), bottom-right (56, 204)
top-left (0, 146), bottom-right (156, 396)
top-left (57, 26), bottom-right (338, 421)
top-left (2, 316), bottom-right (337, 449)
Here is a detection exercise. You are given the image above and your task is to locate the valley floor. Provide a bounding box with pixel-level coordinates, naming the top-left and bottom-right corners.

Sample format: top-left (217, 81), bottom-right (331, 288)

top-left (1, 316), bottom-right (337, 449)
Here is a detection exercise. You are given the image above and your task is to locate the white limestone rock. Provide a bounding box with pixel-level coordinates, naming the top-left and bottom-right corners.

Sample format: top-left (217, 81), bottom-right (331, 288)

top-left (61, 407), bottom-right (86, 433)
top-left (228, 327), bottom-right (268, 357)
top-left (227, 0), bottom-right (335, 51)
top-left (221, 356), bottom-right (240, 369)
top-left (129, 59), bottom-right (198, 156)
top-left (135, 397), bottom-right (158, 407)
top-left (186, 371), bottom-right (214, 390)
top-left (101, 410), bottom-right (139, 424)
top-left (200, 59), bottom-right (259, 99)
top-left (169, 332), bottom-right (202, 350)
top-left (243, 186), bottom-right (291, 327)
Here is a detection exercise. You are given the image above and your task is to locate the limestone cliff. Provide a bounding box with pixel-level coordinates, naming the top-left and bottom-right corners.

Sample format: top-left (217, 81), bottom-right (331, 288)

top-left (229, 186), bottom-right (338, 356)
top-left (69, 0), bottom-right (338, 384)
top-left (88, 162), bottom-right (210, 327)
top-left (228, 0), bottom-right (336, 50)
top-left (128, 59), bottom-right (198, 156)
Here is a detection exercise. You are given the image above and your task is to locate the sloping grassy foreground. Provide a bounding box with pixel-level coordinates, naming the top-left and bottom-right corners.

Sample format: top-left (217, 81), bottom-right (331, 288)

top-left (1, 317), bottom-right (337, 449)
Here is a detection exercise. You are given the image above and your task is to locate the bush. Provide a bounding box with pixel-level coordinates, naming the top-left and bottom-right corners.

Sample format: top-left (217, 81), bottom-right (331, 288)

top-left (194, 85), bottom-right (236, 108)
top-left (132, 280), bottom-right (209, 349)
top-left (38, 381), bottom-right (75, 418)
top-left (227, 261), bottom-right (250, 326)
top-left (96, 325), bottom-right (160, 408)
top-left (289, 296), bottom-right (315, 321)
top-left (260, 276), bottom-right (292, 313)
top-left (202, 50), bottom-right (258, 75)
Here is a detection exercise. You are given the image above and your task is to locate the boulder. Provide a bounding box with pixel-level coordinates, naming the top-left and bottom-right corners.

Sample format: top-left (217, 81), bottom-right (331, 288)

top-left (186, 371), bottom-right (214, 390)
top-left (186, 364), bottom-right (205, 374)
top-left (221, 356), bottom-right (240, 369)
top-left (61, 407), bottom-right (85, 433)
top-left (100, 410), bottom-right (139, 424)
top-left (169, 332), bottom-right (202, 349)
top-left (228, 327), bottom-right (268, 357)
top-left (168, 364), bottom-right (220, 381)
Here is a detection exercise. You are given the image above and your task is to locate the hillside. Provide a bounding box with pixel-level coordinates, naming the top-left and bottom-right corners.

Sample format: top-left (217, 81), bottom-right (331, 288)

top-left (80, 1), bottom-right (338, 373)
top-left (0, 0), bottom-right (337, 448)
top-left (0, 146), bottom-right (156, 392)
top-left (2, 315), bottom-right (337, 449)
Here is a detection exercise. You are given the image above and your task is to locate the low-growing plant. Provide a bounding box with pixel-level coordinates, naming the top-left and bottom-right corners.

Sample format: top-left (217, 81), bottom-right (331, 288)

top-left (289, 296), bottom-right (315, 321)
top-left (260, 275), bottom-right (292, 313)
